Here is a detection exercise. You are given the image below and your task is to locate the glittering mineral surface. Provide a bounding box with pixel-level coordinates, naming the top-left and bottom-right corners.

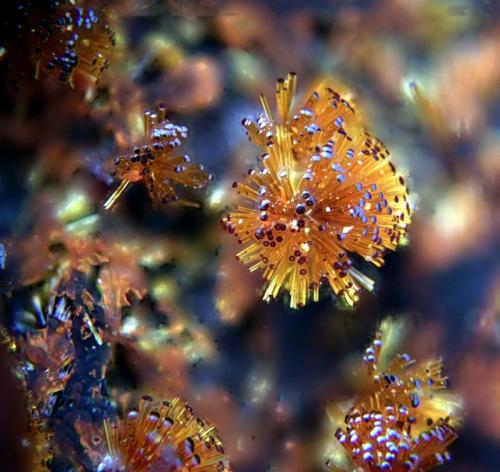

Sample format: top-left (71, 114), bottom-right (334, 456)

top-left (0, 1), bottom-right (499, 471)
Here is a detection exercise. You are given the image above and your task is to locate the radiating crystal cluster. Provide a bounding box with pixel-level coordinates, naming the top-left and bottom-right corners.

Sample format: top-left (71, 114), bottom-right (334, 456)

top-left (0, 2), bottom-right (482, 469)
top-left (222, 74), bottom-right (411, 308)
top-left (327, 320), bottom-right (462, 471)
top-left (332, 411), bottom-right (457, 471)
top-left (106, 104), bottom-right (212, 209)
top-left (7, 0), bottom-right (115, 86)
top-left (97, 395), bottom-right (231, 472)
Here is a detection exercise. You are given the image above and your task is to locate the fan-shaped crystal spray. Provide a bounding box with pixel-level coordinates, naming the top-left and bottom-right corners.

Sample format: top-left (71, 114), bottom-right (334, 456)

top-left (105, 104), bottom-right (212, 209)
top-left (329, 412), bottom-right (457, 471)
top-left (6, 1), bottom-right (115, 86)
top-left (326, 319), bottom-right (462, 471)
top-left (222, 74), bottom-right (411, 308)
top-left (97, 395), bottom-right (231, 471)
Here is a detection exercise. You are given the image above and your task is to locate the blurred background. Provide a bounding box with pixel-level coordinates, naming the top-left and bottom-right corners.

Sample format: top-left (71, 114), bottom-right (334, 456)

top-left (0, 0), bottom-right (499, 470)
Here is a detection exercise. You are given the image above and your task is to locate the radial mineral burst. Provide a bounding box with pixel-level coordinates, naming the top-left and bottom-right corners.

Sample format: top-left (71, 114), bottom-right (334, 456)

top-left (222, 73), bottom-right (411, 308)
top-left (105, 104), bottom-right (212, 209)
top-left (6, 0), bottom-right (115, 86)
top-left (329, 411), bottom-right (458, 472)
top-left (357, 322), bottom-right (462, 435)
top-left (326, 319), bottom-right (462, 471)
top-left (97, 395), bottom-right (231, 471)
